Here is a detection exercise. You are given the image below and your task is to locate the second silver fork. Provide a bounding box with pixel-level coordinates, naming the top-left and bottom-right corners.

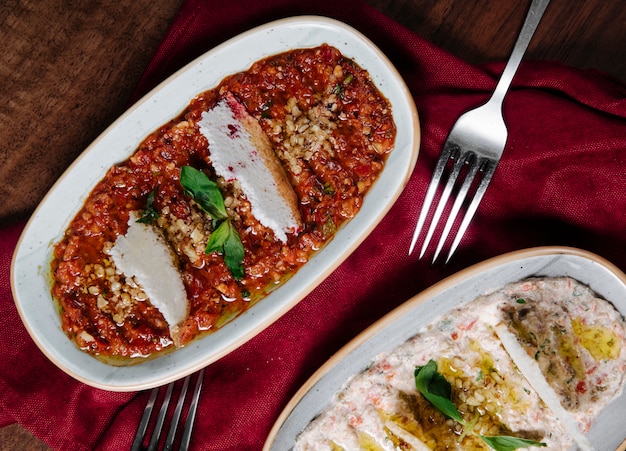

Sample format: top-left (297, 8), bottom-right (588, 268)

top-left (131, 368), bottom-right (205, 451)
top-left (409, 0), bottom-right (551, 264)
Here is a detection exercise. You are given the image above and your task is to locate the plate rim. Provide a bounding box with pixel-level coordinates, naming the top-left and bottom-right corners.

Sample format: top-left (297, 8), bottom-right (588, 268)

top-left (10, 15), bottom-right (420, 391)
top-left (263, 245), bottom-right (626, 450)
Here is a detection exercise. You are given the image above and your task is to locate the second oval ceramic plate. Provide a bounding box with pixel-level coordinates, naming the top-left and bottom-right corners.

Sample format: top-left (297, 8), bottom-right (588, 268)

top-left (265, 247), bottom-right (626, 451)
top-left (10, 16), bottom-right (419, 391)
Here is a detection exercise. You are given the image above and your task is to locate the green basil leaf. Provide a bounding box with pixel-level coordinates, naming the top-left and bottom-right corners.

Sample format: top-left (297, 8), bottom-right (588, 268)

top-left (180, 166), bottom-right (227, 220)
top-left (205, 220), bottom-right (244, 280)
top-left (480, 435), bottom-right (547, 451)
top-left (414, 360), bottom-right (464, 423)
top-left (205, 219), bottom-right (229, 253)
top-left (222, 221), bottom-right (245, 280)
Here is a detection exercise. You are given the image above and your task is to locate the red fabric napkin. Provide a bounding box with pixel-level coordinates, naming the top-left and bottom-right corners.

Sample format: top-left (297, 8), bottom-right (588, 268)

top-left (2, 0), bottom-right (626, 449)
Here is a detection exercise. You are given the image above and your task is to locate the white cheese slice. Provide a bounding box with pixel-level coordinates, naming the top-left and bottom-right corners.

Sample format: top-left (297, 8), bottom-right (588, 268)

top-left (493, 322), bottom-right (595, 451)
top-left (198, 92), bottom-right (302, 242)
top-left (109, 214), bottom-right (189, 342)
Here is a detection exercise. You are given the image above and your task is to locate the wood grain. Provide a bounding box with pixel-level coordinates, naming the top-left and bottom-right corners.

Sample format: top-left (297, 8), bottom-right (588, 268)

top-left (1, 0), bottom-right (624, 448)
top-left (0, 424), bottom-right (49, 451)
top-left (0, 0), bottom-right (185, 224)
top-left (366, 0), bottom-right (626, 80)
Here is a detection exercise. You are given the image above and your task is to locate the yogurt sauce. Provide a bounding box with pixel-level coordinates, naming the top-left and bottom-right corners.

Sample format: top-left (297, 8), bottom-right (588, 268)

top-left (294, 277), bottom-right (626, 450)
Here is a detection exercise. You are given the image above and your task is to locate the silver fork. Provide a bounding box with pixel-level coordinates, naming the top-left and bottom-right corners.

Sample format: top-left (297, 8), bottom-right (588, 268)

top-left (131, 368), bottom-right (206, 451)
top-left (409, 0), bottom-right (550, 264)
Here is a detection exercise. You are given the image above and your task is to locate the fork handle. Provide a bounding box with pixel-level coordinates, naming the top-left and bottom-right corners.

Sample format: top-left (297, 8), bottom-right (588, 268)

top-left (491, 0), bottom-right (550, 104)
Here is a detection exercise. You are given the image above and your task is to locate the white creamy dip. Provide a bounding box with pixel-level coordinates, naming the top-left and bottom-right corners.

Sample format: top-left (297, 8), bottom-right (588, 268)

top-left (295, 277), bottom-right (626, 450)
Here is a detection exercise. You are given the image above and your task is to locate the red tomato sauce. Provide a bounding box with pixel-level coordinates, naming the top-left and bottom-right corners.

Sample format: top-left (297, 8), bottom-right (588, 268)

top-left (51, 45), bottom-right (396, 362)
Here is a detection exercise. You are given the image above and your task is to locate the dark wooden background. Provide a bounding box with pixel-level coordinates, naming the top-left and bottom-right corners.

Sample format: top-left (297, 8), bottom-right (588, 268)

top-left (1, 0), bottom-right (624, 448)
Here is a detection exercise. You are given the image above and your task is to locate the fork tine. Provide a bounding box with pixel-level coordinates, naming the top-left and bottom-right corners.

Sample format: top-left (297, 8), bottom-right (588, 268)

top-left (147, 382), bottom-right (175, 451)
top-left (444, 160), bottom-right (498, 264)
top-left (131, 387), bottom-right (159, 451)
top-left (179, 368), bottom-right (206, 451)
top-left (408, 144), bottom-right (454, 255)
top-left (418, 147), bottom-right (469, 259)
top-left (431, 155), bottom-right (481, 263)
top-left (163, 375), bottom-right (191, 451)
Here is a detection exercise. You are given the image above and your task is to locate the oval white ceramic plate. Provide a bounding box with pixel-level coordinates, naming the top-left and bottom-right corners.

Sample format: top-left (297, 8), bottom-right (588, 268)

top-left (265, 247), bottom-right (626, 451)
top-left (10, 16), bottom-right (419, 391)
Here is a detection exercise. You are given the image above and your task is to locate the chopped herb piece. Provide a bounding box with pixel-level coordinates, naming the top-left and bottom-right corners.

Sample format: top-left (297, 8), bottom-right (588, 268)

top-left (480, 436), bottom-right (547, 451)
top-left (332, 73), bottom-right (354, 98)
top-left (136, 190), bottom-right (159, 224)
top-left (516, 298), bottom-right (527, 304)
top-left (322, 216), bottom-right (336, 238)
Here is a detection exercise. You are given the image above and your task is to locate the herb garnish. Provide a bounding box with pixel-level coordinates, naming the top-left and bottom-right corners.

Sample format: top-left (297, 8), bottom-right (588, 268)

top-left (136, 190), bottom-right (159, 224)
top-left (180, 166), bottom-right (245, 279)
top-left (332, 73), bottom-right (354, 98)
top-left (480, 436), bottom-right (547, 451)
top-left (415, 360), bottom-right (546, 451)
top-left (205, 218), bottom-right (244, 279)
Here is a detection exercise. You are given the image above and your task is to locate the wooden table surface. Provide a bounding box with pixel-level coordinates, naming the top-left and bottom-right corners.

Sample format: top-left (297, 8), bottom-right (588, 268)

top-left (1, 0), bottom-right (624, 449)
